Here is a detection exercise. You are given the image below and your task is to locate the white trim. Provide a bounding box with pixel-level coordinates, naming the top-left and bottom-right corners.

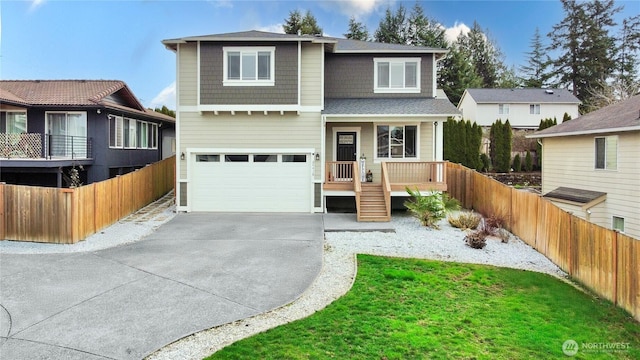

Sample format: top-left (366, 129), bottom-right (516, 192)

top-left (432, 53), bottom-right (437, 97)
top-left (196, 41), bottom-right (201, 107)
top-left (334, 49), bottom-right (448, 54)
top-left (528, 126), bottom-right (640, 138)
top-left (222, 46), bottom-right (275, 86)
top-left (188, 148), bottom-right (315, 155)
top-left (372, 122), bottom-right (420, 163)
top-left (190, 104), bottom-right (321, 113)
top-left (323, 114), bottom-right (457, 119)
top-left (320, 44), bottom-right (325, 110)
top-left (332, 126), bottom-right (361, 162)
top-left (176, 42), bottom-right (183, 211)
top-left (373, 57), bottom-right (421, 94)
top-left (297, 41), bottom-right (301, 106)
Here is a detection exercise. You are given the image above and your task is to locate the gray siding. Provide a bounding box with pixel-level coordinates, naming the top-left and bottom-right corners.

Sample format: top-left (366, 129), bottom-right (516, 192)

top-left (200, 42), bottom-right (298, 105)
top-left (324, 53), bottom-right (434, 98)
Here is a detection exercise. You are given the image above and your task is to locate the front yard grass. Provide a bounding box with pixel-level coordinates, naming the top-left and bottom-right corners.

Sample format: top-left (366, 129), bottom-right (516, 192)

top-left (207, 255), bottom-right (640, 359)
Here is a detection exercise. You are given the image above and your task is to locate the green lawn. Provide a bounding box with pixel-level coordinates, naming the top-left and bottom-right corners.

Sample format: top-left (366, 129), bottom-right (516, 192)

top-left (207, 255), bottom-right (640, 359)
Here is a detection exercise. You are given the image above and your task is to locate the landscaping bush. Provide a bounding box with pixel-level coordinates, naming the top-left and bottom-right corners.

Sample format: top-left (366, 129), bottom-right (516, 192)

top-left (404, 188), bottom-right (460, 229)
top-left (480, 153), bottom-right (491, 172)
top-left (512, 154), bottom-right (521, 172)
top-left (524, 150), bottom-right (533, 172)
top-left (464, 230), bottom-right (487, 249)
top-left (448, 211), bottom-right (481, 230)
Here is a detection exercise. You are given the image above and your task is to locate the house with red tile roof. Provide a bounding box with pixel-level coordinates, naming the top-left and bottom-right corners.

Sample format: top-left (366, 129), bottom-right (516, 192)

top-left (0, 80), bottom-right (175, 187)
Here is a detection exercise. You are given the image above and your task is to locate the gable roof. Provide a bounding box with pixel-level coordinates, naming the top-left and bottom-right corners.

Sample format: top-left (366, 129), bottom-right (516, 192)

top-left (529, 95), bottom-right (640, 138)
top-left (162, 30), bottom-right (447, 55)
top-left (462, 88), bottom-right (580, 104)
top-left (0, 80), bottom-right (175, 123)
top-left (323, 98), bottom-right (459, 117)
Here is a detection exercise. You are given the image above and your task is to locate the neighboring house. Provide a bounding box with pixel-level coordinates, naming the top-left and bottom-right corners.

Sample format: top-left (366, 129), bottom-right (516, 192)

top-left (458, 88), bottom-right (580, 128)
top-left (457, 88), bottom-right (581, 159)
top-left (0, 80), bottom-right (176, 187)
top-left (529, 95), bottom-right (640, 240)
top-left (162, 30), bottom-right (459, 220)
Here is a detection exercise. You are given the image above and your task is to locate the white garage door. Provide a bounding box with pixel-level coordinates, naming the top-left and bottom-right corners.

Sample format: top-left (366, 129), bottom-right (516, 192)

top-left (191, 152), bottom-right (313, 212)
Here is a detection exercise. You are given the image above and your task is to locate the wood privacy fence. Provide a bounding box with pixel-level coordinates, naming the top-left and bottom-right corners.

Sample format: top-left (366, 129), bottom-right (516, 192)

top-left (1, 156), bottom-right (175, 244)
top-left (446, 162), bottom-right (639, 322)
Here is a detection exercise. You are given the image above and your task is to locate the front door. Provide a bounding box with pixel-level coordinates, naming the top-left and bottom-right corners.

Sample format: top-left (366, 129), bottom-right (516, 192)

top-left (335, 132), bottom-right (357, 180)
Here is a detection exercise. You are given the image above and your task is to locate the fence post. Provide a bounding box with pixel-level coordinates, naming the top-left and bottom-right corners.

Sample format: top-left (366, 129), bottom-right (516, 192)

top-left (613, 230), bottom-right (618, 305)
top-left (568, 215), bottom-right (573, 276)
top-left (0, 182), bottom-right (5, 240)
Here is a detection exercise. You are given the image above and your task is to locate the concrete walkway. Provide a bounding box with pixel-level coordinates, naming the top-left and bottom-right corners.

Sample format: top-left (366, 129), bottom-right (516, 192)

top-left (0, 213), bottom-right (323, 359)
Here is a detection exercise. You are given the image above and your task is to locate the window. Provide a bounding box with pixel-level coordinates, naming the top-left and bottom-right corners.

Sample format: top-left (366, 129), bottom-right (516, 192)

top-left (196, 154), bottom-right (220, 162)
top-left (124, 118), bottom-right (137, 148)
top-left (6, 112), bottom-right (27, 133)
top-left (110, 116), bottom-right (158, 149)
top-left (282, 154), bottom-right (307, 162)
top-left (254, 154), bottom-right (277, 162)
top-left (498, 104), bottom-right (510, 115)
top-left (225, 155), bottom-right (249, 162)
top-left (46, 112), bottom-right (87, 157)
top-left (376, 125), bottom-right (418, 159)
top-left (529, 104), bottom-right (540, 114)
top-left (595, 136), bottom-right (617, 170)
top-left (374, 58), bottom-right (420, 93)
top-left (223, 47), bottom-right (275, 86)
top-left (612, 216), bottom-right (625, 232)
top-left (109, 116), bottom-right (124, 148)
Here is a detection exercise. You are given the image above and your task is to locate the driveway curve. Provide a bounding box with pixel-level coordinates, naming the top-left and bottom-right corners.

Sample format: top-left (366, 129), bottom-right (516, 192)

top-left (0, 213), bottom-right (323, 360)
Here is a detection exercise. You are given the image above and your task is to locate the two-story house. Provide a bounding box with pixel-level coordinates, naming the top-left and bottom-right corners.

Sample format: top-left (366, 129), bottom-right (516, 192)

top-left (162, 30), bottom-right (459, 220)
top-left (457, 88), bottom-right (580, 160)
top-left (0, 80), bottom-right (176, 187)
top-left (529, 95), bottom-right (640, 239)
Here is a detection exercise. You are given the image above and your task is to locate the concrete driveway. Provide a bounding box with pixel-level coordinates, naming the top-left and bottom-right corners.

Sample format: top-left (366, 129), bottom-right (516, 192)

top-left (0, 213), bottom-right (323, 359)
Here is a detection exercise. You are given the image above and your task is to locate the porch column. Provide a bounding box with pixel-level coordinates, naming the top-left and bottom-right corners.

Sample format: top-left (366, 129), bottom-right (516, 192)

top-left (56, 167), bottom-right (63, 188)
top-left (434, 121), bottom-right (444, 161)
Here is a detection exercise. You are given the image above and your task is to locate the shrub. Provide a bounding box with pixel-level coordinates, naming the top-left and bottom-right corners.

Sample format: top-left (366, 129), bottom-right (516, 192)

top-left (480, 153), bottom-right (491, 172)
top-left (448, 211), bottom-right (481, 230)
top-left (513, 154), bottom-right (521, 172)
top-left (404, 188), bottom-right (460, 229)
top-left (524, 151), bottom-right (533, 172)
top-left (483, 214), bottom-right (508, 236)
top-left (465, 231), bottom-right (487, 249)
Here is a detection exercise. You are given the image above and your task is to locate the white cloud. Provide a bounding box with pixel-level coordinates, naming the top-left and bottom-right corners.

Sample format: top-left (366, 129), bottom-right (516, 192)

top-left (322, 0), bottom-right (392, 19)
top-left (445, 22), bottom-right (471, 44)
top-left (29, 0), bottom-right (46, 12)
top-left (149, 82), bottom-right (176, 110)
top-left (210, 0), bottom-right (233, 9)
top-left (256, 23), bottom-right (285, 34)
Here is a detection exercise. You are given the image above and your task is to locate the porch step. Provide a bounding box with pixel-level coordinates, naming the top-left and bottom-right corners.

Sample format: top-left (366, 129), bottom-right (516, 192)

top-left (357, 183), bottom-right (390, 222)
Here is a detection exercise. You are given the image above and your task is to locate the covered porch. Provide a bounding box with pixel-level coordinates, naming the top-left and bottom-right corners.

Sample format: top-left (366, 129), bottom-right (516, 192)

top-left (323, 160), bottom-right (448, 222)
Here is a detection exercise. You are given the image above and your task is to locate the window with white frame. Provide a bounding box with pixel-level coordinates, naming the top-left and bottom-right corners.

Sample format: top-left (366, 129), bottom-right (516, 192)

top-left (595, 136), bottom-right (617, 170)
top-left (498, 104), bottom-right (510, 115)
top-left (529, 104), bottom-right (540, 114)
top-left (110, 115), bottom-right (158, 149)
top-left (374, 58), bottom-right (420, 93)
top-left (223, 47), bottom-right (275, 86)
top-left (6, 112), bottom-right (27, 133)
top-left (612, 216), bottom-right (624, 232)
top-left (376, 125), bottom-right (418, 159)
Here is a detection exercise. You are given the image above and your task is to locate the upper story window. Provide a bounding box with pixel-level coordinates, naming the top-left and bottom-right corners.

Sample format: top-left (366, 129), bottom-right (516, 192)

top-left (595, 136), bottom-right (617, 170)
top-left (5, 112), bottom-right (27, 134)
top-left (374, 58), bottom-right (421, 93)
top-left (223, 47), bottom-right (275, 86)
top-left (498, 104), bottom-right (510, 115)
top-left (109, 115), bottom-right (158, 150)
top-left (530, 104), bottom-right (540, 114)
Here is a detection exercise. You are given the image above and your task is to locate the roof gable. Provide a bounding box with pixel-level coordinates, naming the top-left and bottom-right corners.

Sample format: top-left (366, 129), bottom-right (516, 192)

top-left (465, 88), bottom-right (580, 104)
top-left (530, 95), bottom-right (640, 138)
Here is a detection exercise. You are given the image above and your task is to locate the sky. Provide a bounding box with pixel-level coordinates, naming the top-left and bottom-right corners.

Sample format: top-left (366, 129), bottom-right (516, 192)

top-left (1, 0), bottom-right (638, 110)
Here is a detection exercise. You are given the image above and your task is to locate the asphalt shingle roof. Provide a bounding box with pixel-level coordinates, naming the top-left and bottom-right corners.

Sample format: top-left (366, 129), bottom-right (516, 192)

top-left (323, 98), bottom-right (460, 116)
top-left (465, 88), bottom-right (580, 104)
top-left (543, 187), bottom-right (607, 204)
top-left (530, 95), bottom-right (640, 138)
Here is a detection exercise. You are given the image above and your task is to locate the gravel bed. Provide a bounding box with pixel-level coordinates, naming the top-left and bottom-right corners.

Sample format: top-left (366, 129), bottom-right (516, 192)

top-left (147, 213), bottom-right (566, 360)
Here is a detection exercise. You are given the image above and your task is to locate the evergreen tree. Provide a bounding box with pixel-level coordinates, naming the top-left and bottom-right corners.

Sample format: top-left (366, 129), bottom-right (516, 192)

top-left (536, 118), bottom-right (556, 167)
top-left (153, 105), bottom-right (175, 118)
top-left (406, 3), bottom-right (447, 48)
top-left (374, 5), bottom-right (408, 44)
top-left (457, 21), bottom-right (503, 88)
top-left (548, 0), bottom-right (621, 112)
top-left (438, 43), bottom-right (482, 105)
top-left (513, 154), bottom-right (522, 172)
top-left (489, 120), bottom-right (501, 170)
top-left (502, 120), bottom-right (513, 172)
top-left (525, 151), bottom-right (533, 172)
top-left (344, 16), bottom-right (369, 41)
top-left (283, 10), bottom-right (322, 35)
top-left (562, 112), bottom-right (572, 122)
top-left (520, 27), bottom-right (552, 88)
